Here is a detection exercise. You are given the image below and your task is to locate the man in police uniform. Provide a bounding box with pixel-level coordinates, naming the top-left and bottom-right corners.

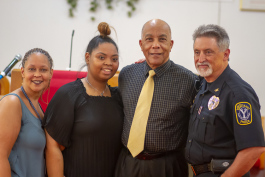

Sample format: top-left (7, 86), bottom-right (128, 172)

top-left (186, 24), bottom-right (265, 177)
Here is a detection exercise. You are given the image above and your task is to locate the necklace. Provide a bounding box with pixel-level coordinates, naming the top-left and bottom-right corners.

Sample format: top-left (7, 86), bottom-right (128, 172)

top-left (85, 77), bottom-right (108, 96)
top-left (21, 86), bottom-right (42, 123)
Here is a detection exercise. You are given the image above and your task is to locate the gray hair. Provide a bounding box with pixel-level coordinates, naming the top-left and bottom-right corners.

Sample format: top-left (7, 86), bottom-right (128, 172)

top-left (22, 48), bottom-right (53, 69)
top-left (193, 24), bottom-right (230, 52)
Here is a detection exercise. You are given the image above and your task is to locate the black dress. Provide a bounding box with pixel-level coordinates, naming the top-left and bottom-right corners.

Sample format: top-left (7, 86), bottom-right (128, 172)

top-left (43, 79), bottom-right (124, 177)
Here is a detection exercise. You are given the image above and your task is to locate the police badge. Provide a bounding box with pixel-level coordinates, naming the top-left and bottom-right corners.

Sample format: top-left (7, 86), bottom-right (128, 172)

top-left (235, 102), bottom-right (252, 125)
top-left (208, 95), bottom-right (220, 110)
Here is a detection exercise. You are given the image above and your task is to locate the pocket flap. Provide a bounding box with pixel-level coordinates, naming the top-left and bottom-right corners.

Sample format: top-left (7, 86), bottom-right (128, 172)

top-left (201, 114), bottom-right (215, 125)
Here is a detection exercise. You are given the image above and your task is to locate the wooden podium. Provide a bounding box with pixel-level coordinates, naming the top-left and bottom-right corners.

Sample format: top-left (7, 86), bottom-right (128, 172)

top-left (0, 77), bottom-right (10, 98)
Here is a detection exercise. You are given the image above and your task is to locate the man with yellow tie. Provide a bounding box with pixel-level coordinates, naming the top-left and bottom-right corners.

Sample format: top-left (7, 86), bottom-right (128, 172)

top-left (115, 19), bottom-right (198, 177)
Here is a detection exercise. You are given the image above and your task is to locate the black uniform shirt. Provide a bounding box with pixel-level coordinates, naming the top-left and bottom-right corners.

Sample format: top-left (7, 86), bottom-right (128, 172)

top-left (186, 65), bottom-right (265, 165)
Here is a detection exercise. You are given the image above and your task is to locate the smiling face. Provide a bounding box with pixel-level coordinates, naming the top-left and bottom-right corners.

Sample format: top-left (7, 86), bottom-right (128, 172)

top-left (21, 53), bottom-right (53, 93)
top-left (139, 19), bottom-right (174, 69)
top-left (86, 42), bottom-right (119, 82)
top-left (194, 37), bottom-right (230, 82)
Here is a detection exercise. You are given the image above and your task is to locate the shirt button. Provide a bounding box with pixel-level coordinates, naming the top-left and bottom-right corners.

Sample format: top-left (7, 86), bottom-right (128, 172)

top-left (202, 117), bottom-right (205, 120)
top-left (188, 139), bottom-right (192, 143)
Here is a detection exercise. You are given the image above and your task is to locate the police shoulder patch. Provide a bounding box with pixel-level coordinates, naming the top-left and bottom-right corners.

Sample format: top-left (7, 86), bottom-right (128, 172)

top-left (235, 102), bottom-right (252, 125)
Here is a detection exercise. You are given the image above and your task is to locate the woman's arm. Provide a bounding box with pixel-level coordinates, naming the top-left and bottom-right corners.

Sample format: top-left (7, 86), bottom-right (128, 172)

top-left (0, 96), bottom-right (22, 177)
top-left (45, 129), bottom-right (65, 177)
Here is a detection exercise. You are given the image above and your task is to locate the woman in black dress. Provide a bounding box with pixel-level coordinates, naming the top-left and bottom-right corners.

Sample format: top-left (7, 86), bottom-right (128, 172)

top-left (43, 22), bottom-right (123, 177)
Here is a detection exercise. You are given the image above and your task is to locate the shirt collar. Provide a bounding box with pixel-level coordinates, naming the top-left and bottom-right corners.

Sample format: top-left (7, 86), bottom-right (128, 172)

top-left (143, 59), bottom-right (171, 77)
top-left (205, 65), bottom-right (231, 96)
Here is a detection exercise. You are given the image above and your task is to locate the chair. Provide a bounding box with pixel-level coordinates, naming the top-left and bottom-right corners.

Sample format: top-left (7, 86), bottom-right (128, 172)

top-left (253, 116), bottom-right (265, 169)
top-left (0, 76), bottom-right (10, 99)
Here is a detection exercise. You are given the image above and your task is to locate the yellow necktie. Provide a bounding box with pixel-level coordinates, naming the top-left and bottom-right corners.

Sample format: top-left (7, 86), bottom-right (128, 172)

top-left (127, 70), bottom-right (156, 157)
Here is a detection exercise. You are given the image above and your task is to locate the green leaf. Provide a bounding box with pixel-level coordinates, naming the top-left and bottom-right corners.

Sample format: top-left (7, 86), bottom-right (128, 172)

top-left (71, 2), bottom-right (77, 8)
top-left (67, 0), bottom-right (138, 20)
top-left (90, 7), bottom-right (96, 12)
top-left (127, 1), bottom-right (132, 6)
top-left (69, 9), bottom-right (74, 17)
top-left (128, 11), bottom-right (132, 17)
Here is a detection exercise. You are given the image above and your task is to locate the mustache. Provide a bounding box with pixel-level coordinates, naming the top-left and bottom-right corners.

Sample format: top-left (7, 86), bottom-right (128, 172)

top-left (196, 62), bottom-right (210, 66)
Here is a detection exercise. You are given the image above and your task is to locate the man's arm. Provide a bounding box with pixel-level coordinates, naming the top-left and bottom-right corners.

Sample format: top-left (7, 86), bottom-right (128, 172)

top-left (221, 146), bottom-right (265, 177)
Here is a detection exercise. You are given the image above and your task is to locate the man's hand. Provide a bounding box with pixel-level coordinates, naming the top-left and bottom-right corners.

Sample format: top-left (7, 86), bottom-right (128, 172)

top-left (135, 58), bottom-right (146, 64)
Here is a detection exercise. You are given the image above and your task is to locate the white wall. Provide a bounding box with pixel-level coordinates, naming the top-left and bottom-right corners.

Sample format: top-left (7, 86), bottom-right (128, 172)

top-left (0, 0), bottom-right (265, 115)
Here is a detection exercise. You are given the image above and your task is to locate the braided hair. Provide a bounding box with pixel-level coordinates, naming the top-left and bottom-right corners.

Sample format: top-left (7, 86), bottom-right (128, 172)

top-left (22, 48), bottom-right (53, 69)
